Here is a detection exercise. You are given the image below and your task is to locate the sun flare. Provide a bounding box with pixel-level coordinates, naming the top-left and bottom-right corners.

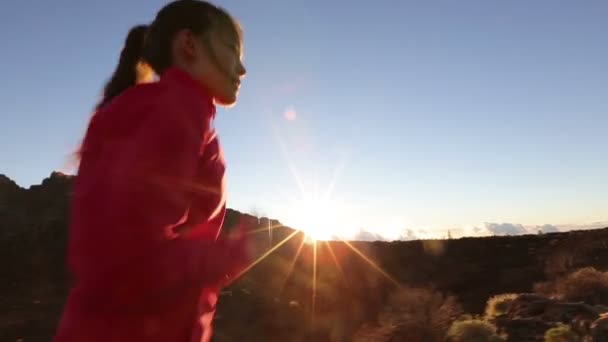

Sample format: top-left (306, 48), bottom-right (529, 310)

top-left (281, 192), bottom-right (354, 242)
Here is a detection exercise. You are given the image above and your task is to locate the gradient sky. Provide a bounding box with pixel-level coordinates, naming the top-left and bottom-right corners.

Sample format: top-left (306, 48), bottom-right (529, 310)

top-left (1, 1), bottom-right (606, 238)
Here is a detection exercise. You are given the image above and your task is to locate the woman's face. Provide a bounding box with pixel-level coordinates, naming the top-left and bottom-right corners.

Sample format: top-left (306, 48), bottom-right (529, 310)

top-left (196, 27), bottom-right (246, 106)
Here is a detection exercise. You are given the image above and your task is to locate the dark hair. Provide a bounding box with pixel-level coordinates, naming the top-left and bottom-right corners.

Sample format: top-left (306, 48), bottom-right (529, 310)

top-left (95, 25), bottom-right (148, 110)
top-left (95, 0), bottom-right (240, 110)
top-left (144, 0), bottom-right (241, 75)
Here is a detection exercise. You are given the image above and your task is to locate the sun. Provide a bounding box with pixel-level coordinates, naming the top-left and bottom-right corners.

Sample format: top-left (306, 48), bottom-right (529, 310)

top-left (282, 193), bottom-right (345, 242)
top-left (268, 124), bottom-right (357, 242)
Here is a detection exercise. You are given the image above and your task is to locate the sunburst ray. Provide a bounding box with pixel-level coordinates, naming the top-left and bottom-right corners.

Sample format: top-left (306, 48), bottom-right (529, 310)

top-left (341, 240), bottom-right (401, 287)
top-left (279, 235), bottom-right (307, 293)
top-left (234, 230), bottom-right (300, 281)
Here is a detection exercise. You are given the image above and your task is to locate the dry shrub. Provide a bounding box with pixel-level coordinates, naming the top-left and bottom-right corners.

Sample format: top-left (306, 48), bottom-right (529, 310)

top-left (535, 267), bottom-right (608, 305)
top-left (544, 323), bottom-right (578, 342)
top-left (446, 319), bottom-right (505, 342)
top-left (485, 293), bottom-right (518, 319)
top-left (353, 286), bottom-right (463, 342)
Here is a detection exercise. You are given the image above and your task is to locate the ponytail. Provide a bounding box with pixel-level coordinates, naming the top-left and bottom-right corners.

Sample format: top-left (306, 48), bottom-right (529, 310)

top-left (73, 25), bottom-right (148, 162)
top-left (96, 25), bottom-right (149, 110)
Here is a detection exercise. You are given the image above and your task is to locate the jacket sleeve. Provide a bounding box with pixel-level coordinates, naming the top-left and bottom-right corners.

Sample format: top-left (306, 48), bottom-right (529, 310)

top-left (177, 132), bottom-right (226, 235)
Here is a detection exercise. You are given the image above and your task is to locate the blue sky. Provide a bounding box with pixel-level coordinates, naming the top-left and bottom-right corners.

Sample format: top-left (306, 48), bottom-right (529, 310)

top-left (0, 1), bottom-right (606, 238)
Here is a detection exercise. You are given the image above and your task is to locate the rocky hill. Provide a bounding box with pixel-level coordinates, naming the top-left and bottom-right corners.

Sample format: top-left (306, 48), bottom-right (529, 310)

top-left (1, 172), bottom-right (607, 341)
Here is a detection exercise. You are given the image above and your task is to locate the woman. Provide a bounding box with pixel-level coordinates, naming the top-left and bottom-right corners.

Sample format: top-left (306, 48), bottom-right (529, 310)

top-left (55, 1), bottom-right (248, 341)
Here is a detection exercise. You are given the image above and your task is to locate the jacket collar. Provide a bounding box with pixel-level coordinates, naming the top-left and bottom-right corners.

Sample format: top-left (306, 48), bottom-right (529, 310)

top-left (160, 67), bottom-right (216, 117)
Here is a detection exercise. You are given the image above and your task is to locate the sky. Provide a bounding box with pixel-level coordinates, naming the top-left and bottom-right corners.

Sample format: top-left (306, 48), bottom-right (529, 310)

top-left (0, 1), bottom-right (606, 239)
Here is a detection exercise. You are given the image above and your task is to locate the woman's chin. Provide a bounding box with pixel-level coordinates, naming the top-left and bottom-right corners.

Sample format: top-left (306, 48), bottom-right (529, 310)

top-left (214, 92), bottom-right (238, 107)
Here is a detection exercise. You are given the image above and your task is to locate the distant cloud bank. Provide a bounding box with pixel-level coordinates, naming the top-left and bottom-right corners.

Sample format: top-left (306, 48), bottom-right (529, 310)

top-left (346, 221), bottom-right (608, 242)
top-left (484, 223), bottom-right (528, 236)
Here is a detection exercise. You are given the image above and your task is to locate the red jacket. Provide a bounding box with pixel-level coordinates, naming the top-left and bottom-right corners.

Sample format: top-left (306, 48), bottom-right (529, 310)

top-left (55, 68), bottom-right (243, 342)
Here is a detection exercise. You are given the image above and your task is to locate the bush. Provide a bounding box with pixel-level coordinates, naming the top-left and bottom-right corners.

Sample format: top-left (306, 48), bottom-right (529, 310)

top-left (485, 293), bottom-right (518, 319)
top-left (591, 313), bottom-right (608, 341)
top-left (535, 267), bottom-right (608, 305)
top-left (544, 324), bottom-right (578, 342)
top-left (353, 287), bottom-right (463, 342)
top-left (446, 319), bottom-right (505, 342)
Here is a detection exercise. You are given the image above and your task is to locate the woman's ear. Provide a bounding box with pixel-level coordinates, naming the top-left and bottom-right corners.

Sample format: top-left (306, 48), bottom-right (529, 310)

top-left (172, 29), bottom-right (200, 63)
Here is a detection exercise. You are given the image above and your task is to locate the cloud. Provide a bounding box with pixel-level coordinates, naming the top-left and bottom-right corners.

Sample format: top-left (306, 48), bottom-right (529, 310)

top-left (350, 229), bottom-right (387, 242)
top-left (461, 222), bottom-right (607, 237)
top-left (557, 221), bottom-right (608, 231)
top-left (402, 229), bottom-right (418, 240)
top-left (341, 220), bottom-right (608, 241)
top-left (484, 222), bottom-right (528, 236)
top-left (349, 228), bottom-right (424, 241)
top-left (537, 224), bottom-right (560, 233)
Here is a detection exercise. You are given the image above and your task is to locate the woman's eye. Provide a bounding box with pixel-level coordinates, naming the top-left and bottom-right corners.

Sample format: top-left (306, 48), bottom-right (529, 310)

top-left (224, 42), bottom-right (240, 55)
